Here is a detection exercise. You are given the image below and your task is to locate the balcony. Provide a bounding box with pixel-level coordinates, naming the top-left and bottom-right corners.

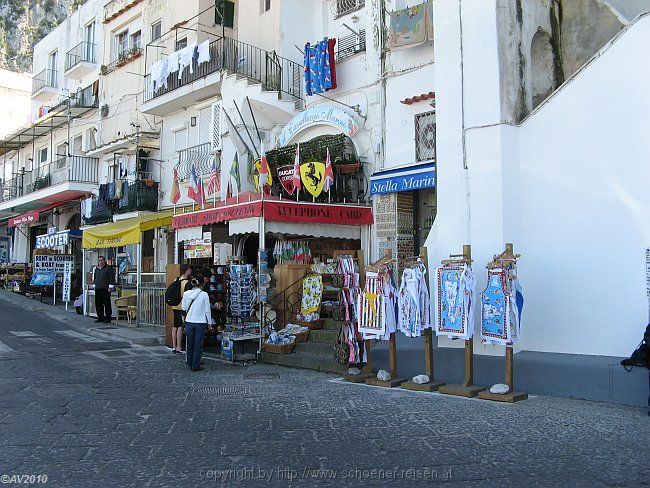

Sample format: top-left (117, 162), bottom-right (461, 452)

top-left (32, 69), bottom-right (59, 102)
top-left (100, 47), bottom-right (143, 76)
top-left (65, 42), bottom-right (97, 80)
top-left (334, 0), bottom-right (365, 18)
top-left (176, 143), bottom-right (217, 182)
top-left (141, 36), bottom-right (303, 116)
top-left (104, 0), bottom-right (144, 23)
top-left (0, 156), bottom-right (99, 210)
top-left (83, 179), bottom-right (159, 225)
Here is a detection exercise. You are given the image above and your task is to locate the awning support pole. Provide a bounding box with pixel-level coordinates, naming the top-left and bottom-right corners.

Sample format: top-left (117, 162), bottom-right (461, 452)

top-left (136, 240), bottom-right (142, 327)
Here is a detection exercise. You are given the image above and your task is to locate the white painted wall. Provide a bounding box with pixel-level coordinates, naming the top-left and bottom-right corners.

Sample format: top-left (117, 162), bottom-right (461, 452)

top-left (430, 1), bottom-right (650, 357)
top-left (383, 65), bottom-right (435, 169)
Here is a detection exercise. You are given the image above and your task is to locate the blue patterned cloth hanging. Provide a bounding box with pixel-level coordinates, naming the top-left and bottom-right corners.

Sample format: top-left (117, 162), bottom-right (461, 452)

top-left (304, 39), bottom-right (333, 96)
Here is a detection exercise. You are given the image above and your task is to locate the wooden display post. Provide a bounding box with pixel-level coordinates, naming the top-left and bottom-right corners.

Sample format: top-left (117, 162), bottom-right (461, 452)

top-left (438, 245), bottom-right (487, 398)
top-left (478, 243), bottom-right (528, 403)
top-left (402, 247), bottom-right (445, 392)
top-left (365, 249), bottom-right (406, 388)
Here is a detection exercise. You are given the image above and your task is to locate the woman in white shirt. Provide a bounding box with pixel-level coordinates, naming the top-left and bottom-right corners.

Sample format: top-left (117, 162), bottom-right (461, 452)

top-left (182, 278), bottom-right (212, 371)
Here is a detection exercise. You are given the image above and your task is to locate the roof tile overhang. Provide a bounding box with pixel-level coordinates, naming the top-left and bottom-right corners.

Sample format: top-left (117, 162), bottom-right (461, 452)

top-left (400, 91), bottom-right (435, 105)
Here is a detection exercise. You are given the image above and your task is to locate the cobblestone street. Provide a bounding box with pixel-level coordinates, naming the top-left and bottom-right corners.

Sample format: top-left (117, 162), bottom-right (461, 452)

top-left (0, 297), bottom-right (649, 487)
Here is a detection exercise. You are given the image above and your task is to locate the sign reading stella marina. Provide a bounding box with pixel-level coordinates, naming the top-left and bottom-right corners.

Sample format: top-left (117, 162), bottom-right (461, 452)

top-left (369, 164), bottom-right (436, 195)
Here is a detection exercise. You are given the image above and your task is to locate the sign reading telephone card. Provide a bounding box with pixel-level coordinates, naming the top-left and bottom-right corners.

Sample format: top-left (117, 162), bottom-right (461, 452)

top-left (34, 254), bottom-right (75, 274)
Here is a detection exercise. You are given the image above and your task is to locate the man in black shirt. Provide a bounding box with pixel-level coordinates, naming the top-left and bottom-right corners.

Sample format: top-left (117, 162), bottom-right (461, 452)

top-left (93, 256), bottom-right (115, 323)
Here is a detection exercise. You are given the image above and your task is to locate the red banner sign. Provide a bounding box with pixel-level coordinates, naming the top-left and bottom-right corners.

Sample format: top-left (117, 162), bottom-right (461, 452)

top-left (264, 201), bottom-right (374, 226)
top-left (172, 202), bottom-right (263, 229)
top-left (8, 210), bottom-right (40, 227)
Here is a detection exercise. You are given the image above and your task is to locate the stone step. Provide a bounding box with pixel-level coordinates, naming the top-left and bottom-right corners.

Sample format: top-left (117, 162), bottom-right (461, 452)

top-left (294, 341), bottom-right (335, 357)
top-left (308, 329), bottom-right (338, 344)
top-left (260, 351), bottom-right (347, 374)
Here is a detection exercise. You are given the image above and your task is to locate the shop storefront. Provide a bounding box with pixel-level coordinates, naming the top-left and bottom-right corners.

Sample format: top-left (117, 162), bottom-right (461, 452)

top-left (81, 211), bottom-right (172, 326)
top-left (370, 162), bottom-right (436, 263)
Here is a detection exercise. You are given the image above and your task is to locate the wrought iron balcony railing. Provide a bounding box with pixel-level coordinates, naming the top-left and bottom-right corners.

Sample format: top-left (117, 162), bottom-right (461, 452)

top-left (144, 36), bottom-right (303, 107)
top-left (33, 69), bottom-right (58, 94)
top-left (0, 156), bottom-right (99, 204)
top-left (66, 42), bottom-right (97, 71)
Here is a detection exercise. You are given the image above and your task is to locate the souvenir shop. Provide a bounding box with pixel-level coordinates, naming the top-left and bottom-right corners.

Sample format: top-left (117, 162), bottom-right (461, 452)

top-left (170, 192), bottom-right (373, 357)
top-left (80, 212), bottom-right (171, 325)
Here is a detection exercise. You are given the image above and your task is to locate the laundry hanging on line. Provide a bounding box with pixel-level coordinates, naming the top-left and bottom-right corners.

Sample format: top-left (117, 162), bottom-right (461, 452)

top-left (304, 38), bottom-right (337, 96)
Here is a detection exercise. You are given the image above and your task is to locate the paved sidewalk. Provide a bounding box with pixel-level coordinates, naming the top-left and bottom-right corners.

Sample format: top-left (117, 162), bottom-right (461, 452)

top-left (0, 290), bottom-right (165, 346)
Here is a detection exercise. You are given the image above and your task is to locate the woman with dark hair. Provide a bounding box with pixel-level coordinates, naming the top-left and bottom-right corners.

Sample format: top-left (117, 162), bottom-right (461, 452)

top-left (181, 277), bottom-right (211, 372)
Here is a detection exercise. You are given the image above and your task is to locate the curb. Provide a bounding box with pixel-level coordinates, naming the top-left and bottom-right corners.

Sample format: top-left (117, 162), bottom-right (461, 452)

top-left (0, 290), bottom-right (165, 346)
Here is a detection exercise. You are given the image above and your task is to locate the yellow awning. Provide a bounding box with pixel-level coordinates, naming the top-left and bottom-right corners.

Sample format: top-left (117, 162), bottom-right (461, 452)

top-left (82, 212), bottom-right (173, 249)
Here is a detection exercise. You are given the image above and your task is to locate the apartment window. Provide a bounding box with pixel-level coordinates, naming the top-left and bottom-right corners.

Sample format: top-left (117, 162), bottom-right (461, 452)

top-left (116, 30), bottom-right (129, 59)
top-left (215, 1), bottom-right (235, 28)
top-left (130, 30), bottom-right (142, 50)
top-left (175, 37), bottom-right (188, 51)
top-left (174, 129), bottom-right (188, 153)
top-left (73, 135), bottom-right (83, 154)
top-left (262, 0), bottom-right (271, 13)
top-left (151, 20), bottom-right (162, 41)
top-left (336, 29), bottom-right (366, 61)
top-left (47, 51), bottom-right (58, 87)
top-left (336, 0), bottom-right (364, 18)
top-left (198, 107), bottom-right (212, 145)
top-left (415, 111), bottom-right (436, 162)
top-left (85, 22), bottom-right (96, 62)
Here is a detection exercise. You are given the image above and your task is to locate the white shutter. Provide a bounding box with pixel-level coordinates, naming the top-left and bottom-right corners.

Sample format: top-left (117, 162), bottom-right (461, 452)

top-left (174, 129), bottom-right (188, 153)
top-left (198, 106), bottom-right (211, 145)
top-left (210, 101), bottom-right (223, 151)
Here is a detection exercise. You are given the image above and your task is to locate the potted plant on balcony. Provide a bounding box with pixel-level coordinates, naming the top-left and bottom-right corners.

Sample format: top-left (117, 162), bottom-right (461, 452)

top-left (334, 155), bottom-right (361, 174)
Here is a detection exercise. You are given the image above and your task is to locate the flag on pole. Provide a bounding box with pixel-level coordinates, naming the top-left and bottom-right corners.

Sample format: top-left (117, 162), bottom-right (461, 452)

top-left (292, 143), bottom-right (301, 193)
top-left (206, 157), bottom-right (220, 196)
top-left (229, 151), bottom-right (241, 197)
top-left (324, 147), bottom-right (334, 193)
top-left (198, 173), bottom-right (206, 208)
top-left (170, 167), bottom-right (181, 204)
top-left (187, 164), bottom-right (201, 203)
top-left (258, 141), bottom-right (269, 190)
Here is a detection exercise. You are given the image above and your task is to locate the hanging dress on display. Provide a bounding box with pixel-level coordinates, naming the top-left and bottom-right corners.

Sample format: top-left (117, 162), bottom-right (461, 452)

top-left (300, 275), bottom-right (323, 314)
top-left (398, 265), bottom-right (431, 338)
top-left (357, 272), bottom-right (384, 337)
top-left (480, 267), bottom-right (522, 345)
top-left (434, 265), bottom-right (476, 340)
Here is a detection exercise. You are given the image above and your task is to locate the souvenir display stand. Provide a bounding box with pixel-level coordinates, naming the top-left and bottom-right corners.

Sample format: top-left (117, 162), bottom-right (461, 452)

top-left (438, 245), bottom-right (487, 398)
top-left (401, 247), bottom-right (446, 392)
top-left (477, 243), bottom-right (528, 403)
top-left (364, 250), bottom-right (406, 388)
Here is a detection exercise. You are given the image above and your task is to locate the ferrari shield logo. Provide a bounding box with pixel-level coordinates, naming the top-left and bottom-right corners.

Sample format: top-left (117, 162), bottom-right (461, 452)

top-left (300, 162), bottom-right (325, 198)
top-left (277, 165), bottom-right (295, 195)
top-left (253, 158), bottom-right (273, 192)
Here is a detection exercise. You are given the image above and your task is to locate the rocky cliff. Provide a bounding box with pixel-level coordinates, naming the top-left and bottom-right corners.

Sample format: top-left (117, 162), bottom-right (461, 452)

top-left (0, 0), bottom-right (85, 73)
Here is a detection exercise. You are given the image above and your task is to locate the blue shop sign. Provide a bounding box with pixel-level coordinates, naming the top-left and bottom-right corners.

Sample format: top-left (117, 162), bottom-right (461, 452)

top-left (370, 163), bottom-right (436, 195)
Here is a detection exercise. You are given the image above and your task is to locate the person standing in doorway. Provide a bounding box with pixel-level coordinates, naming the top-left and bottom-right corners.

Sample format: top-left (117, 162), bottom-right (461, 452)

top-left (182, 277), bottom-right (211, 372)
top-left (93, 256), bottom-right (115, 323)
top-left (170, 264), bottom-right (192, 354)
